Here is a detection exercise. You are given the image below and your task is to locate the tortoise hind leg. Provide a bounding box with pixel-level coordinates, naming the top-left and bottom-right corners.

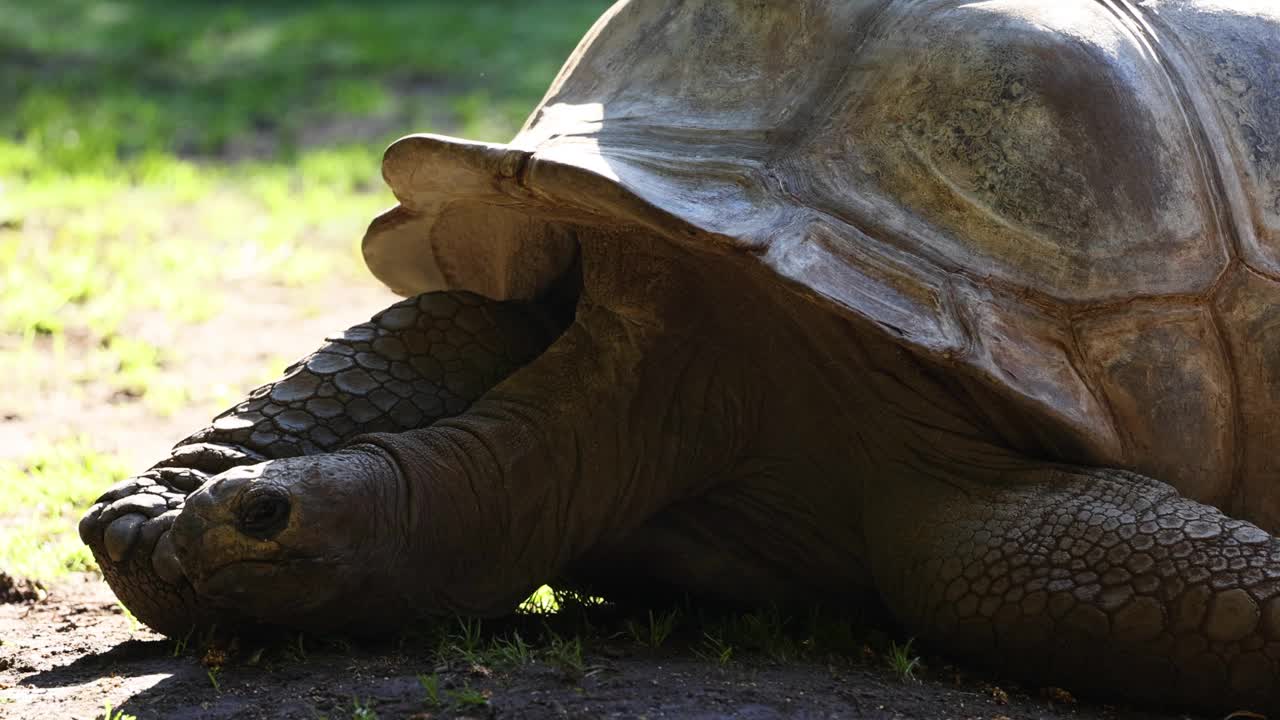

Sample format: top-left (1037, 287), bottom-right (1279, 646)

top-left (867, 463), bottom-right (1279, 713)
top-left (80, 291), bottom-right (571, 635)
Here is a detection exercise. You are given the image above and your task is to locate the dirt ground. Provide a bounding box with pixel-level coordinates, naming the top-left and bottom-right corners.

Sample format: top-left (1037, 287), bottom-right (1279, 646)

top-left (1, 576), bottom-right (1216, 720)
top-left (0, 279), bottom-right (399, 470)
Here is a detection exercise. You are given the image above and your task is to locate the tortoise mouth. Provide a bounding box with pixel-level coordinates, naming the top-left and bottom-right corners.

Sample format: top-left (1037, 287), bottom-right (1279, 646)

top-left (200, 560), bottom-right (282, 599)
top-left (199, 557), bottom-right (339, 613)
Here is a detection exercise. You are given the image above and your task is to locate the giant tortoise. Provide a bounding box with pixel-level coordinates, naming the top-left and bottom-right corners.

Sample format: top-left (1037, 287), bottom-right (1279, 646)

top-left (79, 0), bottom-right (1280, 712)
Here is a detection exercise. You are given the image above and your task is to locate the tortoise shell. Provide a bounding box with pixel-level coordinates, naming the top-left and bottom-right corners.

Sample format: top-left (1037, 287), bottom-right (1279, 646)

top-left (362, 0), bottom-right (1280, 529)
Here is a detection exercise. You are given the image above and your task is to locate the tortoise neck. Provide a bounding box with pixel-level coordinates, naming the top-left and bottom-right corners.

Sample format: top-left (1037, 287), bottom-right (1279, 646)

top-left (356, 306), bottom-right (761, 615)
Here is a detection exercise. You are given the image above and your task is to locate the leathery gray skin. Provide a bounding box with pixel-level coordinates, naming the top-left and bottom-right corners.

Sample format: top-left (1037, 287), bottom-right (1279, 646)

top-left (79, 290), bottom-right (569, 633)
top-left (84, 232), bottom-right (1280, 713)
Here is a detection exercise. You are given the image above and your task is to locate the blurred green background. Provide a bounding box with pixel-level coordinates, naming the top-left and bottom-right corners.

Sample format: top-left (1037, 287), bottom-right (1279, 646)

top-left (0, 0), bottom-right (611, 582)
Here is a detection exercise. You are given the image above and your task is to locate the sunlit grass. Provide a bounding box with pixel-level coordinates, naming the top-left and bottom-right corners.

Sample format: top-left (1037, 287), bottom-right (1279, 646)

top-left (0, 0), bottom-right (608, 176)
top-left (0, 0), bottom-right (609, 583)
top-left (0, 437), bottom-right (130, 579)
top-left (0, 150), bottom-right (388, 411)
top-left (0, 149), bottom-right (386, 333)
top-left (0, 0), bottom-right (608, 419)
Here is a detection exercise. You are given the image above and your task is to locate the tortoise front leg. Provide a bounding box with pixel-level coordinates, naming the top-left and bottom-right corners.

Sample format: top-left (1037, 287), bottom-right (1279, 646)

top-left (79, 291), bottom-right (569, 635)
top-left (868, 464), bottom-right (1280, 714)
top-left (167, 300), bottom-right (761, 629)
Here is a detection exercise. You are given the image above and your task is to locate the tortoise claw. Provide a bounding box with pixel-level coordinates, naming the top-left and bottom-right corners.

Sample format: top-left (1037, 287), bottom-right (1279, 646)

top-left (92, 476), bottom-right (154, 505)
top-left (148, 466), bottom-right (210, 494)
top-left (140, 509), bottom-right (181, 548)
top-left (151, 530), bottom-right (184, 584)
top-left (104, 513), bottom-right (148, 563)
top-left (82, 475), bottom-right (188, 568)
top-left (100, 490), bottom-right (172, 524)
top-left (154, 442), bottom-right (266, 475)
top-left (78, 502), bottom-right (107, 545)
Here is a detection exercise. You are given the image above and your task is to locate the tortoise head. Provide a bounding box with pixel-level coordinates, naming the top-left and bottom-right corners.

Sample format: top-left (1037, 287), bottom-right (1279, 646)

top-left (171, 449), bottom-right (402, 629)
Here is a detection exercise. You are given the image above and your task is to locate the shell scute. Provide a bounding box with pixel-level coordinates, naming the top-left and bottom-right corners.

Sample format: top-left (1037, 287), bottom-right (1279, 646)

top-left (1149, 1), bottom-right (1280, 277)
top-left (1074, 303), bottom-right (1235, 505)
top-left (1214, 267), bottom-right (1280, 530)
top-left (798, 0), bottom-right (1227, 304)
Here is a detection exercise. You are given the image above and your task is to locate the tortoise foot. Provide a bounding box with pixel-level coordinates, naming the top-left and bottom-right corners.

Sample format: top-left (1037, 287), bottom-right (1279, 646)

top-left (80, 443), bottom-right (265, 634)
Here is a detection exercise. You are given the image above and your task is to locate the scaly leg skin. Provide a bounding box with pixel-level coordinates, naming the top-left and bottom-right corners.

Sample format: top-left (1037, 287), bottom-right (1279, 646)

top-left (80, 291), bottom-right (569, 635)
top-left (167, 297), bottom-right (761, 630)
top-left (869, 465), bottom-right (1280, 714)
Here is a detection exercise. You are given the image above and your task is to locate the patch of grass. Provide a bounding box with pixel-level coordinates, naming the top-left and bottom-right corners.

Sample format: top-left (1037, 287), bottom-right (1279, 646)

top-left (0, 0), bottom-right (611, 176)
top-left (0, 0), bottom-right (607, 393)
top-left (205, 665), bottom-right (223, 693)
top-left (625, 608), bottom-right (681, 649)
top-left (695, 630), bottom-right (735, 666)
top-left (885, 638), bottom-right (923, 683)
top-left (707, 606), bottom-right (801, 662)
top-left (419, 671), bottom-right (490, 712)
top-left (427, 613), bottom-right (585, 675)
top-left (490, 630), bottom-right (533, 667)
top-left (438, 616), bottom-right (486, 665)
top-left (543, 628), bottom-right (586, 679)
top-left (388, 592), bottom-right (886, 690)
top-left (0, 155), bottom-right (388, 411)
top-left (0, 437), bottom-right (129, 579)
top-left (349, 697), bottom-right (379, 720)
top-left (446, 683), bottom-right (489, 709)
top-left (160, 592), bottom-right (907, 720)
top-left (171, 626), bottom-right (196, 657)
top-left (100, 703), bottom-right (137, 720)
top-left (417, 672), bottom-right (442, 708)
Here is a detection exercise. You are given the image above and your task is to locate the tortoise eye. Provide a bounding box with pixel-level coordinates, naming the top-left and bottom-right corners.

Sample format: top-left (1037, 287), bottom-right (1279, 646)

top-left (238, 489), bottom-right (290, 539)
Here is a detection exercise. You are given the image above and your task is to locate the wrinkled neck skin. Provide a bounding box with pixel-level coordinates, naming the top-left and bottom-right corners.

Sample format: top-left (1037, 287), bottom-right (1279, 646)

top-left (357, 259), bottom-right (763, 617)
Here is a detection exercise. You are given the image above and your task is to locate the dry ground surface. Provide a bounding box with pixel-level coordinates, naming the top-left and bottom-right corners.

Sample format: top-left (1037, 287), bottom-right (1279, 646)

top-left (0, 576), bottom-right (1212, 720)
top-left (0, 2), bottom-right (1235, 719)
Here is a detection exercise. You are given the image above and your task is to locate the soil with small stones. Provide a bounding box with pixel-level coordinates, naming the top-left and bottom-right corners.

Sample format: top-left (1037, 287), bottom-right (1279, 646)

top-left (0, 572), bottom-right (43, 604)
top-left (0, 577), bottom-right (1212, 720)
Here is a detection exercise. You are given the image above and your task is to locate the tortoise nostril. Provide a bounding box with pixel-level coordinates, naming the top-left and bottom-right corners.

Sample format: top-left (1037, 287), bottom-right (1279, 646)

top-left (238, 489), bottom-right (291, 540)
